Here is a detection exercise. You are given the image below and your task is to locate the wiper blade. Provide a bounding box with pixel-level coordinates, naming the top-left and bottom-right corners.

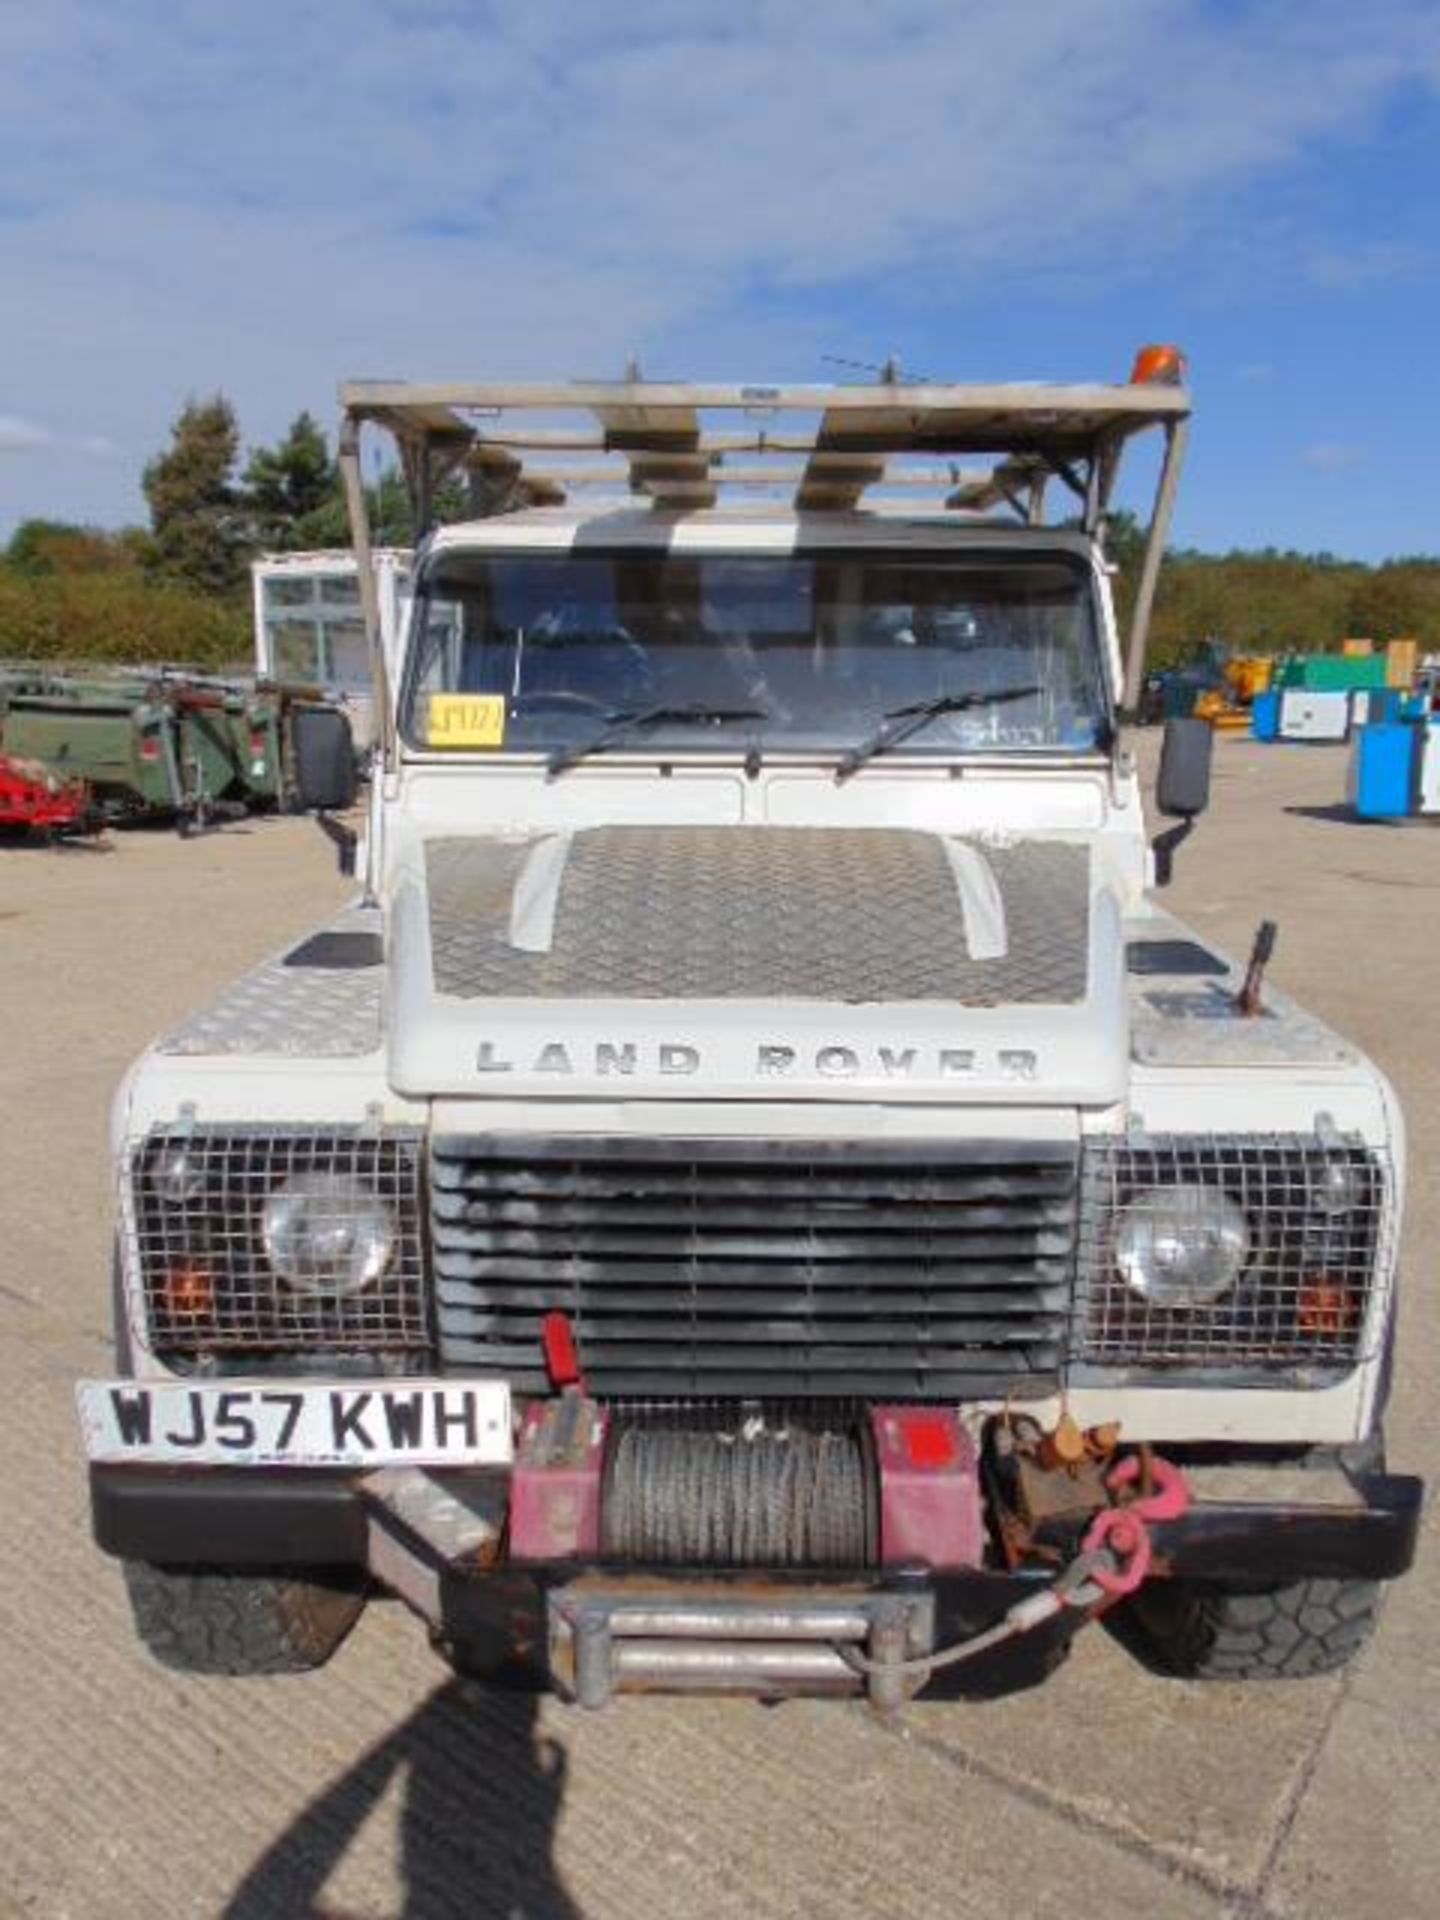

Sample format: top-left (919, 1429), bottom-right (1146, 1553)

top-left (546, 704), bottom-right (768, 777)
top-left (835, 684), bottom-right (1041, 780)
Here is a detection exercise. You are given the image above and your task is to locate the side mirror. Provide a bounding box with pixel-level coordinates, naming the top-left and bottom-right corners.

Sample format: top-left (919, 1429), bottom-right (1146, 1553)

top-left (1156, 716), bottom-right (1213, 818)
top-left (1152, 716), bottom-right (1212, 885)
top-left (291, 705), bottom-right (357, 813)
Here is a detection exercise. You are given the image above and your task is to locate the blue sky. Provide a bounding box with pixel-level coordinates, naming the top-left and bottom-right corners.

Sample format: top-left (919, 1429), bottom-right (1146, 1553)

top-left (2, 0), bottom-right (1438, 558)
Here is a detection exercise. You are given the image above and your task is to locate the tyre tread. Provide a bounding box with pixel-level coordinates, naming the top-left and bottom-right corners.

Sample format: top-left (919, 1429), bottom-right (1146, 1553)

top-left (123, 1562), bottom-right (366, 1675)
top-left (1128, 1574), bottom-right (1382, 1680)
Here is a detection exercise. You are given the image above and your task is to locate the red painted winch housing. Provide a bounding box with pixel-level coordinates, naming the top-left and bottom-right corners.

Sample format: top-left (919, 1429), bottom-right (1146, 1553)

top-left (507, 1397), bottom-right (986, 1572)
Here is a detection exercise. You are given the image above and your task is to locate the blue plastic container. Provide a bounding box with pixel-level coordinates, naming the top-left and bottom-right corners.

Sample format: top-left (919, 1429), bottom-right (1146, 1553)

top-left (1351, 688), bottom-right (1400, 727)
top-left (1252, 689), bottom-right (1281, 741)
top-left (1350, 723), bottom-right (1416, 819)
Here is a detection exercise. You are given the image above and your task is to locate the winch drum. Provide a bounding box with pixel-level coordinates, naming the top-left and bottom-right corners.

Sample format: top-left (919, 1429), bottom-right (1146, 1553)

top-left (600, 1417), bottom-right (878, 1570)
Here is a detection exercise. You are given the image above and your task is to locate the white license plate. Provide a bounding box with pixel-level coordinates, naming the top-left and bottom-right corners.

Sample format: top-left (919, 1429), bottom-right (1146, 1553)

top-left (77, 1378), bottom-right (512, 1467)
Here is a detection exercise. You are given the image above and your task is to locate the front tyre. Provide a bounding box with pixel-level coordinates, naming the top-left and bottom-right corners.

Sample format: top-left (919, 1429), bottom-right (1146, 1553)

top-left (1126, 1575), bottom-right (1383, 1680)
top-left (123, 1562), bottom-right (367, 1675)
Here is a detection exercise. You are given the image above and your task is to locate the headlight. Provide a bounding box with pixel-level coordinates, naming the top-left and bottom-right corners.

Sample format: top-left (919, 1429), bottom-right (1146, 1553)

top-left (261, 1172), bottom-right (395, 1296)
top-left (1113, 1184), bottom-right (1250, 1307)
top-left (1312, 1158), bottom-right (1364, 1215)
top-left (150, 1143), bottom-right (207, 1205)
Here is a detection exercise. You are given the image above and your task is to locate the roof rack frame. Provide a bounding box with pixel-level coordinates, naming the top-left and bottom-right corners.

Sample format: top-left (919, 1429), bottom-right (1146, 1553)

top-left (338, 373), bottom-right (1190, 765)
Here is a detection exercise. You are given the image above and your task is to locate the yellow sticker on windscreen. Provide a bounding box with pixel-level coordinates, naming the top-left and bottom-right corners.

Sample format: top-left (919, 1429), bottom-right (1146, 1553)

top-left (426, 693), bottom-right (506, 749)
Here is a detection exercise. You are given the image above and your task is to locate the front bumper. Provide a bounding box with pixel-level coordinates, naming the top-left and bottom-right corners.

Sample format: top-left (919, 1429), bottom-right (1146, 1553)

top-left (96, 1451), bottom-right (1428, 1681)
top-left (89, 1460), bottom-right (1424, 1586)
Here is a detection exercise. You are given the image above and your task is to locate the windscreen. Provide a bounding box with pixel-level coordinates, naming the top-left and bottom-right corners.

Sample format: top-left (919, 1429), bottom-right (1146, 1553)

top-left (402, 549), bottom-right (1107, 758)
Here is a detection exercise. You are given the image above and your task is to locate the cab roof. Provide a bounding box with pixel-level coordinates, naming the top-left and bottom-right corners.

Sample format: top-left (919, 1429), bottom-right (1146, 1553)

top-left (421, 504), bottom-right (1102, 558)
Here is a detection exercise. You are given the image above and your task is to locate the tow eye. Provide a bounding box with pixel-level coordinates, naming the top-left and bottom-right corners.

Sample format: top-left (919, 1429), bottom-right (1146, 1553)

top-left (1081, 1454), bottom-right (1191, 1598)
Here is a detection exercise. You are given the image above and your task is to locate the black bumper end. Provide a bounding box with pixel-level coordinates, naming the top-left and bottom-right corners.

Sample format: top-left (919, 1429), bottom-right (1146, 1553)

top-left (1152, 1471), bottom-right (1424, 1586)
top-left (90, 1464), bottom-right (369, 1566)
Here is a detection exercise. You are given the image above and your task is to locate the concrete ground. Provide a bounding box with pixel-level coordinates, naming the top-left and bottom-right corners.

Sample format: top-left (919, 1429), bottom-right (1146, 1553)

top-left (0, 738), bottom-right (1434, 1920)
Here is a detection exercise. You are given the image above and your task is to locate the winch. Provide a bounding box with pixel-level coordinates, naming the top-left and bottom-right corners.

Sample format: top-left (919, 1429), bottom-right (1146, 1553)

top-left (601, 1414), bottom-right (877, 1569)
top-left (358, 1393), bottom-right (1198, 1708)
top-left (506, 1394), bottom-right (985, 1573)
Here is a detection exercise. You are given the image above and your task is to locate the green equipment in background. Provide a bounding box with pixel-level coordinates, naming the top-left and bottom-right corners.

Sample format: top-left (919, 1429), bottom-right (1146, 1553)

top-left (0, 668), bottom-right (352, 831)
top-left (1276, 655), bottom-right (1389, 693)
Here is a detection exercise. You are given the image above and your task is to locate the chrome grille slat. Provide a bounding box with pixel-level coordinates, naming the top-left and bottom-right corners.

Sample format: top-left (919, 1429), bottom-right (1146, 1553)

top-left (430, 1161), bottom-right (1076, 1202)
top-left (431, 1234), bottom-right (1073, 1263)
top-left (435, 1284), bottom-right (1070, 1313)
top-left (432, 1196), bottom-right (1076, 1230)
top-left (432, 1135), bottom-right (1077, 1398)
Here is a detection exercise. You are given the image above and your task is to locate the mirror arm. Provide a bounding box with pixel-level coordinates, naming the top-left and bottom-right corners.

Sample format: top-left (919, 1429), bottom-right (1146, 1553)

top-left (315, 810), bottom-right (358, 879)
top-left (1151, 815), bottom-right (1194, 887)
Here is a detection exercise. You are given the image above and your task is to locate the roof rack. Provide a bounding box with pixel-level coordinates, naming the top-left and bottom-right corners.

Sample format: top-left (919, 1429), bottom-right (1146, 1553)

top-left (338, 362), bottom-right (1191, 755)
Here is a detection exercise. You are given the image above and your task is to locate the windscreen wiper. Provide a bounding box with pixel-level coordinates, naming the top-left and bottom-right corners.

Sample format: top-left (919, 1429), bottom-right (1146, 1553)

top-left (835, 685), bottom-right (1041, 781)
top-left (546, 704), bottom-right (768, 777)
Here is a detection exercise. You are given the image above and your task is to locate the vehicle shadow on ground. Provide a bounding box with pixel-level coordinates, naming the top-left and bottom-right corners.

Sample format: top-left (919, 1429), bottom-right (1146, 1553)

top-left (1282, 802), bottom-right (1412, 828)
top-left (224, 1679), bottom-right (579, 1920)
top-left (0, 830), bottom-right (113, 853)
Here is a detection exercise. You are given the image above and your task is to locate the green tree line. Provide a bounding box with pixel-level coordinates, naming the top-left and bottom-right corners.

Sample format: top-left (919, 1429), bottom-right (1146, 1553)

top-left (1148, 552), bottom-right (1440, 666)
top-left (0, 397), bottom-right (420, 670)
top-left (3, 398), bottom-right (1438, 672)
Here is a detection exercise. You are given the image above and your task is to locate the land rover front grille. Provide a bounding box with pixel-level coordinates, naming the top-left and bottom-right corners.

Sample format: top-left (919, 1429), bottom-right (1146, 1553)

top-left (1074, 1133), bottom-right (1389, 1373)
top-left (130, 1125), bottom-right (429, 1364)
top-left (430, 1135), bottom-right (1078, 1398)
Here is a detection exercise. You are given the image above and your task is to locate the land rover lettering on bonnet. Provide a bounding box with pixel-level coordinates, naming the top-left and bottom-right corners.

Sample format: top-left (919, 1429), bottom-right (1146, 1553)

top-left (80, 358), bottom-right (1421, 1704)
top-left (474, 1038), bottom-right (1041, 1081)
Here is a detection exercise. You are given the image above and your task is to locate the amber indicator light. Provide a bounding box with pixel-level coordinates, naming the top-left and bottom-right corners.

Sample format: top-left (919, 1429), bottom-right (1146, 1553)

top-left (1297, 1279), bottom-right (1359, 1336)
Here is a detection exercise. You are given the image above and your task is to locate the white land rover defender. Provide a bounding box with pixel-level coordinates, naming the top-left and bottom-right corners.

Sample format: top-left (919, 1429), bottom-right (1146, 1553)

top-left (80, 359), bottom-right (1420, 1704)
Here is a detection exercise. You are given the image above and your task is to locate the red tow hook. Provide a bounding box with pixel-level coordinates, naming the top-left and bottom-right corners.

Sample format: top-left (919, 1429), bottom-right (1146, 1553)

top-left (541, 1310), bottom-right (585, 1392)
top-left (1081, 1453), bottom-right (1190, 1598)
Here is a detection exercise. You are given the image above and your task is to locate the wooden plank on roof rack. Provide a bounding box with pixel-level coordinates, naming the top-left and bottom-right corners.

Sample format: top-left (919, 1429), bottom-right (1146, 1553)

top-left (632, 464), bottom-right (716, 507)
top-left (793, 412), bottom-right (885, 505)
top-left (340, 380), bottom-right (1188, 472)
top-left (468, 443), bottom-right (523, 476)
top-left (522, 463), bottom-right (970, 494)
top-left (626, 448), bottom-right (716, 504)
top-left (341, 377), bottom-right (1187, 422)
top-left (948, 454), bottom-right (1049, 514)
top-left (363, 401), bottom-right (474, 444)
top-left (588, 393), bottom-right (714, 507)
top-left (466, 429), bottom-right (934, 456)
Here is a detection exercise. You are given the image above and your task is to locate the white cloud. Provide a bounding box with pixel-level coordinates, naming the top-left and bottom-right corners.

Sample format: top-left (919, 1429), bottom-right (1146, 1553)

top-left (1305, 241), bottom-right (1430, 288)
top-left (1303, 442), bottom-right (1368, 473)
top-left (0, 413), bottom-right (114, 456)
top-left (0, 0), bottom-right (1437, 525)
top-left (0, 416), bottom-right (51, 451)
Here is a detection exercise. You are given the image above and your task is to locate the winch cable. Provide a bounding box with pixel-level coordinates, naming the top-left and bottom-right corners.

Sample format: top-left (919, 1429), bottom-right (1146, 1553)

top-left (837, 1452), bottom-right (1192, 1684)
top-left (603, 1422), bottom-right (873, 1569)
top-left (835, 1548), bottom-right (1115, 1682)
